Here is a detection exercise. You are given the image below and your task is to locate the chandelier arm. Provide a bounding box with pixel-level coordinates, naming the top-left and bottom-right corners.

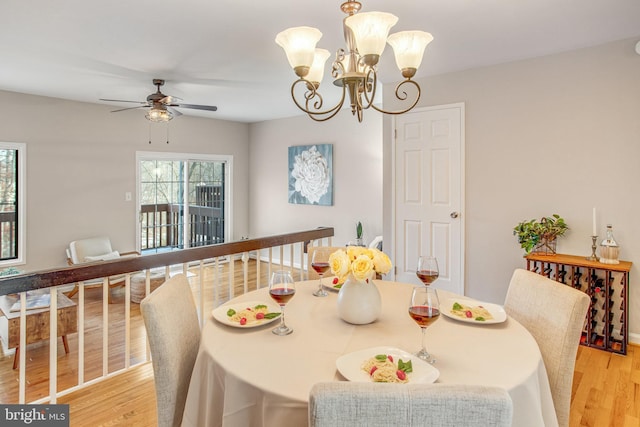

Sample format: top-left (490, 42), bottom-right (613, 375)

top-left (370, 79), bottom-right (422, 115)
top-left (360, 67), bottom-right (378, 110)
top-left (290, 79), bottom-right (347, 121)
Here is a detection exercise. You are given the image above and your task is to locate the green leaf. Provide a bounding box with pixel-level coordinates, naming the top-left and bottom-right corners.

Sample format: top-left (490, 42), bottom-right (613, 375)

top-left (254, 304), bottom-right (267, 309)
top-left (452, 302), bottom-right (463, 310)
top-left (226, 308), bottom-right (236, 317)
top-left (375, 354), bottom-right (388, 361)
top-left (263, 312), bottom-right (281, 319)
top-left (398, 359), bottom-right (413, 373)
top-left (475, 316), bottom-right (486, 321)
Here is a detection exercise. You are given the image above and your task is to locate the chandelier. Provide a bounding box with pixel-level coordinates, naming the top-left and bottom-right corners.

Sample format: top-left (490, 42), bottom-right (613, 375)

top-left (275, 1), bottom-right (433, 122)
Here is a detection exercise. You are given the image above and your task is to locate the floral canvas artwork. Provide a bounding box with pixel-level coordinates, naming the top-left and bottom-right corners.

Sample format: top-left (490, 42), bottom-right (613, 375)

top-left (288, 144), bottom-right (333, 205)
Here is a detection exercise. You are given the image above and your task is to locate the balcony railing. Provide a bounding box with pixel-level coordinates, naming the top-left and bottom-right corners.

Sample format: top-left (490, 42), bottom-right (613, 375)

top-left (140, 203), bottom-right (224, 251)
top-left (0, 227), bottom-right (334, 404)
top-left (0, 210), bottom-right (17, 260)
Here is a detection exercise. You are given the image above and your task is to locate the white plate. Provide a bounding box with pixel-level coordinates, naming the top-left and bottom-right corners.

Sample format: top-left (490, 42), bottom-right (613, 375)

top-left (336, 346), bottom-right (440, 384)
top-left (322, 277), bottom-right (342, 292)
top-left (441, 298), bottom-right (507, 324)
top-left (212, 300), bottom-right (282, 328)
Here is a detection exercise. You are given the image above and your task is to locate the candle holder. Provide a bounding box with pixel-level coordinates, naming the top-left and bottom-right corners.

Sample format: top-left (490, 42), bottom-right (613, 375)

top-left (586, 235), bottom-right (598, 261)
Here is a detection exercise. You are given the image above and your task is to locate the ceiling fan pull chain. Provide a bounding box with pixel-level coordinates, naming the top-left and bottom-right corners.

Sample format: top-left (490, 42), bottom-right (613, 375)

top-left (166, 122), bottom-right (170, 144)
top-left (148, 121), bottom-right (152, 144)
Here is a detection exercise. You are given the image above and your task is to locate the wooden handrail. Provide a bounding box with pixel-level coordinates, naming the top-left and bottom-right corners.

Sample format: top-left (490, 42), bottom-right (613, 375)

top-left (0, 227), bottom-right (334, 296)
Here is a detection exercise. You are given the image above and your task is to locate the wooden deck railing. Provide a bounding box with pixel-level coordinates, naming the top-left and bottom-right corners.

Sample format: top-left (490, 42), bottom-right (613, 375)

top-left (0, 227), bottom-right (334, 404)
top-left (140, 202), bottom-right (224, 251)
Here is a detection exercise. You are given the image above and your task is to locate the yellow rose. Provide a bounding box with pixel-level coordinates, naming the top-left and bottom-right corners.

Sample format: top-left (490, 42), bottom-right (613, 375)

top-left (329, 249), bottom-right (350, 277)
top-left (371, 248), bottom-right (392, 275)
top-left (351, 254), bottom-right (374, 282)
top-left (346, 246), bottom-right (372, 261)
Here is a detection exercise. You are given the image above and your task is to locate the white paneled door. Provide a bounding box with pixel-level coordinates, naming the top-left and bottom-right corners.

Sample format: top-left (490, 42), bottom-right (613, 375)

top-left (393, 104), bottom-right (464, 294)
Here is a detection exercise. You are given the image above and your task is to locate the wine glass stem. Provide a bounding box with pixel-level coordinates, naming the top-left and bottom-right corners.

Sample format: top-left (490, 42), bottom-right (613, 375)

top-left (280, 306), bottom-right (286, 328)
top-left (421, 327), bottom-right (427, 353)
top-left (317, 274), bottom-right (323, 291)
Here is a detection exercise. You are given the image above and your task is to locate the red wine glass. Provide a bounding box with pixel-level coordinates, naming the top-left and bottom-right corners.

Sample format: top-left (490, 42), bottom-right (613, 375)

top-left (408, 286), bottom-right (440, 364)
top-left (311, 247), bottom-right (331, 297)
top-left (416, 256), bottom-right (439, 286)
top-left (269, 270), bottom-right (296, 335)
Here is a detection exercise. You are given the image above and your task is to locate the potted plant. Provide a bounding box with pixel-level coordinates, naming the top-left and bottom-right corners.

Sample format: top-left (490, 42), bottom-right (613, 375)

top-left (513, 214), bottom-right (568, 255)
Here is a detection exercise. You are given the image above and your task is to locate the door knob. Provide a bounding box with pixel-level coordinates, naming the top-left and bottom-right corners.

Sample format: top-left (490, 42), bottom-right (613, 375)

top-left (450, 212), bottom-right (459, 219)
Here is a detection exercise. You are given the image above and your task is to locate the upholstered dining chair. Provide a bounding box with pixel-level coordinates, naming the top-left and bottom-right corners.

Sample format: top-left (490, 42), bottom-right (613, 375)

top-left (309, 382), bottom-right (513, 427)
top-left (140, 274), bottom-right (201, 427)
top-left (307, 246), bottom-right (345, 281)
top-left (504, 268), bottom-right (590, 427)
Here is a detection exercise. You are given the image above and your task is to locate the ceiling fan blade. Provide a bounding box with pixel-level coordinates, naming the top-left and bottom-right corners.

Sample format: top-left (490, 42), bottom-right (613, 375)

top-left (111, 105), bottom-right (148, 113)
top-left (100, 98), bottom-right (147, 104)
top-left (167, 107), bottom-right (183, 117)
top-left (171, 103), bottom-right (218, 112)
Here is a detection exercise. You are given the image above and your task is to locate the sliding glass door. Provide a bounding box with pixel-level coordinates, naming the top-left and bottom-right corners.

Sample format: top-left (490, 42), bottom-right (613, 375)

top-left (137, 152), bottom-right (231, 254)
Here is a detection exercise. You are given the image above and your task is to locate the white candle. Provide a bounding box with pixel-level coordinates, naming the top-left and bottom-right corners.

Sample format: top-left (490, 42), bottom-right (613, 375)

top-left (592, 208), bottom-right (597, 236)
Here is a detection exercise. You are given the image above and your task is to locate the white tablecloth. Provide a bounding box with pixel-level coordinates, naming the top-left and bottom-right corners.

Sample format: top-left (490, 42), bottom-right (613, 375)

top-left (182, 281), bottom-right (558, 427)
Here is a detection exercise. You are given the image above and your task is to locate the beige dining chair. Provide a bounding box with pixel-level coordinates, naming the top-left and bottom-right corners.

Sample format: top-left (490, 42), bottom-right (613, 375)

top-left (140, 274), bottom-right (201, 427)
top-left (504, 268), bottom-right (589, 427)
top-left (309, 382), bottom-right (513, 427)
top-left (307, 246), bottom-right (344, 280)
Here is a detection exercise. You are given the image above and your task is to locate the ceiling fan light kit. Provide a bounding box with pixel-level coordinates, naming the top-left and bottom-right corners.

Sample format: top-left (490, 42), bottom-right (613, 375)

top-left (145, 106), bottom-right (173, 122)
top-left (275, 0), bottom-right (433, 122)
top-left (100, 78), bottom-right (217, 122)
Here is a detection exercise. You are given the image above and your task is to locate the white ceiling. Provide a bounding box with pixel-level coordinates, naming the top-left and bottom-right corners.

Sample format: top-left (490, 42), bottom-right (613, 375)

top-left (1, 0), bottom-right (639, 123)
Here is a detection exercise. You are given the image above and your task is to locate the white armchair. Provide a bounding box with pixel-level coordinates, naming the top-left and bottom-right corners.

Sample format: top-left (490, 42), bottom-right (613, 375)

top-left (65, 236), bottom-right (139, 303)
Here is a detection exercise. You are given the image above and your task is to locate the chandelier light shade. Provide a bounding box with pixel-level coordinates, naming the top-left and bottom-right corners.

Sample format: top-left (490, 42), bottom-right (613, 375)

top-left (275, 0), bottom-right (432, 122)
top-left (275, 26), bottom-right (323, 78)
top-left (344, 11), bottom-right (398, 63)
top-left (307, 49), bottom-right (332, 87)
top-left (387, 31), bottom-right (434, 78)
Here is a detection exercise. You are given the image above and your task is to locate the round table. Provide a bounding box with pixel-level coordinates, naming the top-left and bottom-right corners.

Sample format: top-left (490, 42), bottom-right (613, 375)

top-left (182, 280), bottom-right (558, 427)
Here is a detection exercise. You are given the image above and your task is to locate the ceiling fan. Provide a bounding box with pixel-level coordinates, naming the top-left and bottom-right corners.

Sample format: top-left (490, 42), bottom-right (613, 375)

top-left (100, 79), bottom-right (218, 122)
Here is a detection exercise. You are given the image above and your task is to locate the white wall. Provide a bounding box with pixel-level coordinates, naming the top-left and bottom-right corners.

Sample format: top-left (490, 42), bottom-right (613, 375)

top-left (383, 38), bottom-right (640, 339)
top-left (0, 90), bottom-right (250, 271)
top-left (248, 112), bottom-right (383, 256)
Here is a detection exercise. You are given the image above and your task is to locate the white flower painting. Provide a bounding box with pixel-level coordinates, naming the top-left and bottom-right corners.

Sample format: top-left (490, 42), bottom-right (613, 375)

top-left (288, 144), bottom-right (333, 205)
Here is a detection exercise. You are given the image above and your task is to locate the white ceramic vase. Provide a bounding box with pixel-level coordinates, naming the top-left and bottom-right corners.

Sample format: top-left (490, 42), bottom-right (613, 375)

top-left (336, 274), bottom-right (382, 325)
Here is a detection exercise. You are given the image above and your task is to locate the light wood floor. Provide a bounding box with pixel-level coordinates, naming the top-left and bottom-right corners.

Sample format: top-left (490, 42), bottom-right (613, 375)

top-left (2, 261), bottom-right (639, 426)
top-left (52, 343), bottom-right (640, 427)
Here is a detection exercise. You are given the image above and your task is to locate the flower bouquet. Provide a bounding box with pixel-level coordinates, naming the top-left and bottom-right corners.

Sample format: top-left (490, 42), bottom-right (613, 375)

top-left (328, 246), bottom-right (393, 289)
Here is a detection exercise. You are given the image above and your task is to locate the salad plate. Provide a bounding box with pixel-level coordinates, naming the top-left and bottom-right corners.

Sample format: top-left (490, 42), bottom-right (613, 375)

top-left (212, 300), bottom-right (281, 328)
top-left (441, 298), bottom-right (507, 324)
top-left (336, 346), bottom-right (440, 383)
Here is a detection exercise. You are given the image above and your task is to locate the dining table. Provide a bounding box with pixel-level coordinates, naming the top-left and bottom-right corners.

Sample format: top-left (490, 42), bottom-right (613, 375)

top-left (181, 279), bottom-right (559, 427)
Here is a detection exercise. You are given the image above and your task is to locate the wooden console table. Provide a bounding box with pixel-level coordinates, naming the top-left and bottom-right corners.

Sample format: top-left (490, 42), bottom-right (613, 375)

top-left (0, 291), bottom-right (78, 369)
top-left (525, 253), bottom-right (631, 355)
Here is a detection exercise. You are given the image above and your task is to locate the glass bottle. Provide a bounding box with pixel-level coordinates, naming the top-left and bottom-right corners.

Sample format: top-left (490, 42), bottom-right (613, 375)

top-left (599, 225), bottom-right (620, 264)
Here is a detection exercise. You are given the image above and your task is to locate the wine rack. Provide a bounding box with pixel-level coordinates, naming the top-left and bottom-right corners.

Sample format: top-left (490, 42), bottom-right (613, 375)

top-left (525, 253), bottom-right (631, 355)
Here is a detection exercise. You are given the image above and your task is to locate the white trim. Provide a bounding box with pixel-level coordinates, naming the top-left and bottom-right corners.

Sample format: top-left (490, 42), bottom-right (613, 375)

top-left (629, 332), bottom-right (640, 346)
top-left (135, 151), bottom-right (233, 253)
top-left (0, 142), bottom-right (26, 267)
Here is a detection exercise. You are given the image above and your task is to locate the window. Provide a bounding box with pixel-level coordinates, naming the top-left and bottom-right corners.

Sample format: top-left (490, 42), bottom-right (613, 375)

top-left (136, 152), bottom-right (231, 254)
top-left (0, 142), bottom-right (26, 266)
